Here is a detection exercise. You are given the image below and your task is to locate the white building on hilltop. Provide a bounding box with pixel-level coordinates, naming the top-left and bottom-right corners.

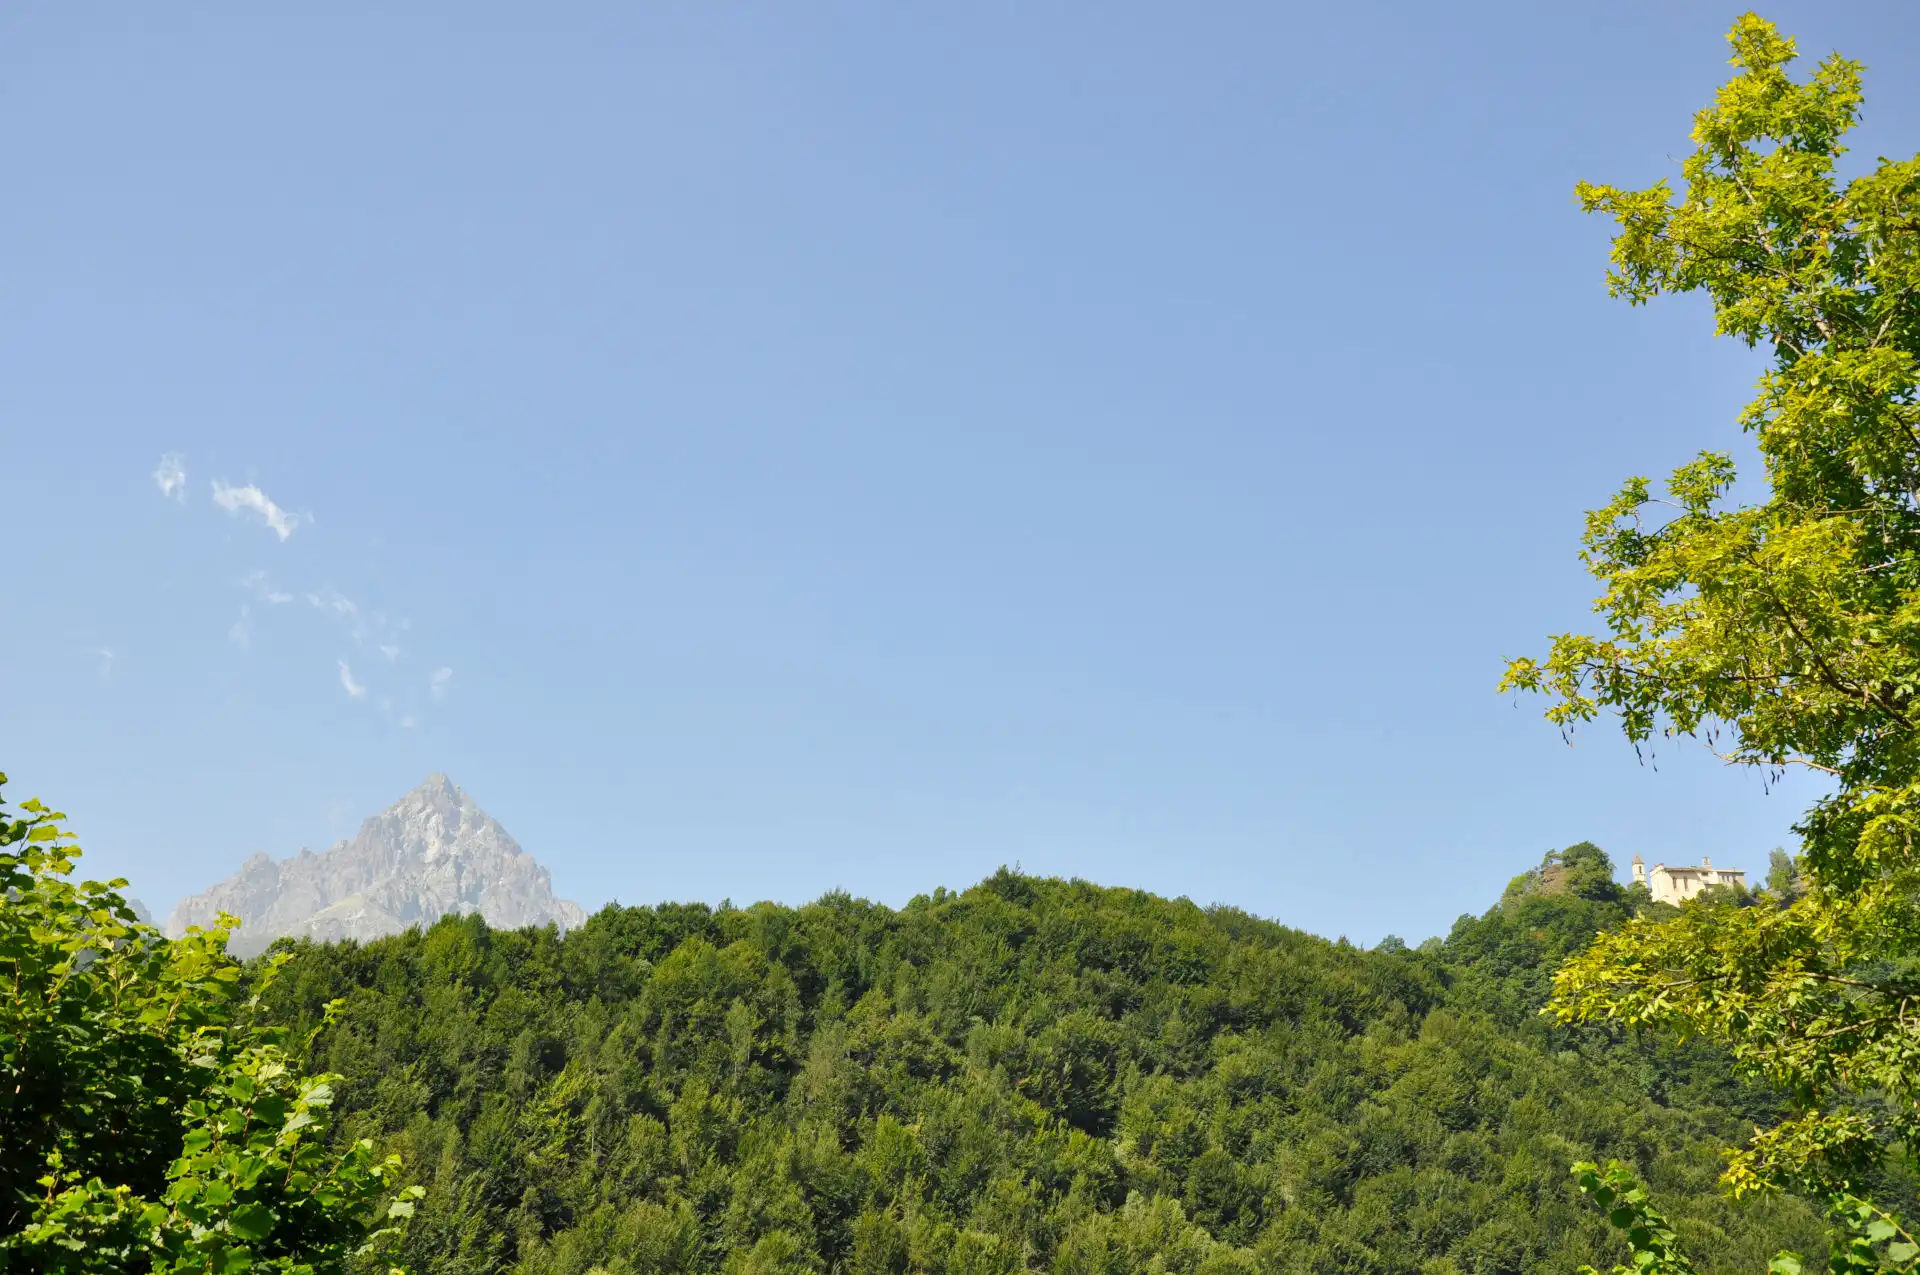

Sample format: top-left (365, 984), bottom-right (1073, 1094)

top-left (1631, 854), bottom-right (1747, 906)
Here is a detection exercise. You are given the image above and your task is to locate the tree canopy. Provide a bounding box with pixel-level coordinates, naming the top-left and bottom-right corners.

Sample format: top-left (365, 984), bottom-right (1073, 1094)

top-left (0, 774), bottom-right (420, 1274)
top-left (1501, 12), bottom-right (1920, 1272)
top-left (237, 848), bottom-right (1823, 1275)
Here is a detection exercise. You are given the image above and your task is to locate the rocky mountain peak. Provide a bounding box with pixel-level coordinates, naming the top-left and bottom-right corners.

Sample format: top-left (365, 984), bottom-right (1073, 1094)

top-left (166, 776), bottom-right (586, 958)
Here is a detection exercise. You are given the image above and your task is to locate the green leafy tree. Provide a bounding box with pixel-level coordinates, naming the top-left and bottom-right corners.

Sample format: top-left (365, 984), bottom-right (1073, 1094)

top-left (0, 773), bottom-right (422, 1273)
top-left (1766, 848), bottom-right (1804, 900)
top-left (248, 860), bottom-right (1824, 1275)
top-left (1501, 12), bottom-right (1920, 1271)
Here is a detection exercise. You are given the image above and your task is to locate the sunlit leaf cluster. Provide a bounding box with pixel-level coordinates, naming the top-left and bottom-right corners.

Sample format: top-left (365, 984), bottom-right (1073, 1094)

top-left (1504, 11), bottom-right (1920, 1272)
top-left (0, 774), bottom-right (420, 1274)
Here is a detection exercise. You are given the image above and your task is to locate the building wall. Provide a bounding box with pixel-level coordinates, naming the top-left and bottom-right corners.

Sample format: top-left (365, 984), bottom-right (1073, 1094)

top-left (1648, 865), bottom-right (1746, 907)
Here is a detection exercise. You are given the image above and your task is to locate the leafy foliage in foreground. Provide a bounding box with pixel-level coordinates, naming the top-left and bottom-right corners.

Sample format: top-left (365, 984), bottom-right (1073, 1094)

top-left (257, 852), bottom-right (1820, 1275)
top-left (1500, 11), bottom-right (1920, 1273)
top-left (0, 775), bottom-right (420, 1274)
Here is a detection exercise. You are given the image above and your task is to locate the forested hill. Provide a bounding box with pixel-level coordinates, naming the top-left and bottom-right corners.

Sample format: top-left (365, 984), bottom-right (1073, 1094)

top-left (260, 850), bottom-right (1819, 1275)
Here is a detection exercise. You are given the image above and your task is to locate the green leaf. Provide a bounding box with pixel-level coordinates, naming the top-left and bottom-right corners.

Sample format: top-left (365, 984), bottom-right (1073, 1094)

top-left (228, 1201), bottom-right (277, 1240)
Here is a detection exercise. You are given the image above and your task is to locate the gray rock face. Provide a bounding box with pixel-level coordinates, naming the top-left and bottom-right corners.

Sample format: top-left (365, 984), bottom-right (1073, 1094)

top-left (166, 774), bottom-right (586, 957)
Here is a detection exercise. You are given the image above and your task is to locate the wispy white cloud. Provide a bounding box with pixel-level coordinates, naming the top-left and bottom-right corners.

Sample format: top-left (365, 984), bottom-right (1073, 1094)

top-left (153, 454), bottom-right (187, 502)
top-left (154, 469), bottom-right (450, 704)
top-left (96, 647), bottom-right (117, 681)
top-left (239, 570), bottom-right (293, 605)
top-left (212, 480), bottom-right (301, 541)
top-left (180, 498), bottom-right (446, 705)
top-left (307, 588), bottom-right (399, 659)
top-left (307, 587), bottom-right (358, 619)
top-left (398, 714), bottom-right (418, 729)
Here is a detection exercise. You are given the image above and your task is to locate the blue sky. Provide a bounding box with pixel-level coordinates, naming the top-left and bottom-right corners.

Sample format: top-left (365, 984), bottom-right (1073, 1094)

top-left (5, 3), bottom-right (1916, 945)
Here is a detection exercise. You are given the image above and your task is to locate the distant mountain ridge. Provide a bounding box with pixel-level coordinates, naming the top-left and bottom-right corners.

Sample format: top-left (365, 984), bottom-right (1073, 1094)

top-left (166, 774), bottom-right (585, 957)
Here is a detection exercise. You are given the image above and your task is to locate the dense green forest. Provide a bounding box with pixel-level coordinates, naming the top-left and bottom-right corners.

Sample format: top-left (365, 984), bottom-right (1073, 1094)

top-left (254, 847), bottom-right (1824, 1275)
